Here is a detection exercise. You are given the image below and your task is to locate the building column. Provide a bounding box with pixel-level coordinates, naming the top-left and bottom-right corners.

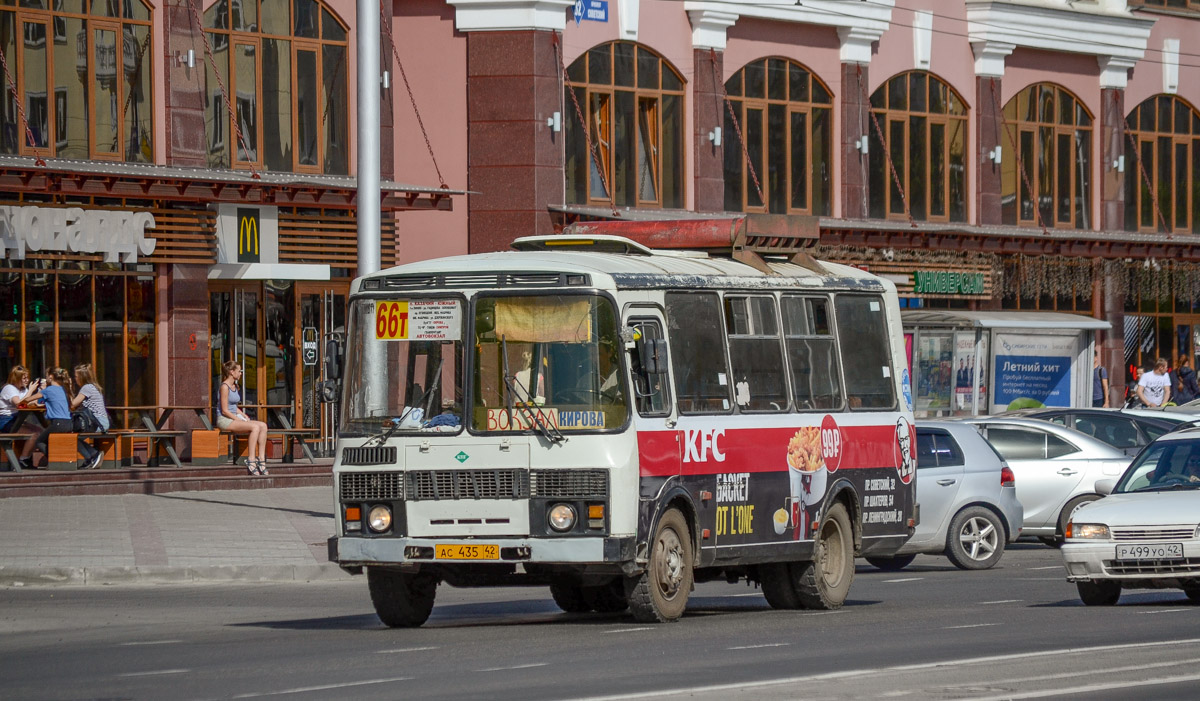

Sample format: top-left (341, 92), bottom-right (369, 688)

top-left (689, 10), bottom-right (737, 213)
top-left (837, 28), bottom-right (878, 220)
top-left (164, 0), bottom-right (206, 167)
top-left (971, 42), bottom-right (1012, 226)
top-left (165, 264), bottom-right (212, 453)
top-left (1100, 87), bottom-right (1126, 232)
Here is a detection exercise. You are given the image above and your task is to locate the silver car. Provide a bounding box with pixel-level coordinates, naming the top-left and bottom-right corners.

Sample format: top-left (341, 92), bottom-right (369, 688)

top-left (965, 417), bottom-right (1130, 544)
top-left (864, 421), bottom-right (1023, 571)
top-left (1062, 428), bottom-right (1200, 605)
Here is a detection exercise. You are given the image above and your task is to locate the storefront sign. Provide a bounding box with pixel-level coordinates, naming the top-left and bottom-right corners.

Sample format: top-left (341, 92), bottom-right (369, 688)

top-left (302, 327), bottom-right (319, 366)
top-left (237, 208), bottom-right (260, 263)
top-left (993, 333), bottom-right (1076, 410)
top-left (912, 270), bottom-right (985, 296)
top-left (0, 205), bottom-right (156, 263)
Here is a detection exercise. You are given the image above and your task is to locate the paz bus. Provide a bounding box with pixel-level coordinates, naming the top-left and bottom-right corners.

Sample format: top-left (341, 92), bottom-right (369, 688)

top-left (328, 220), bottom-right (917, 625)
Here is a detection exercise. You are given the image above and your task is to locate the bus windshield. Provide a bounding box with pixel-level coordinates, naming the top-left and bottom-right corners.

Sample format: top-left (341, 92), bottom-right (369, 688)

top-left (472, 294), bottom-right (627, 434)
top-left (341, 298), bottom-right (464, 435)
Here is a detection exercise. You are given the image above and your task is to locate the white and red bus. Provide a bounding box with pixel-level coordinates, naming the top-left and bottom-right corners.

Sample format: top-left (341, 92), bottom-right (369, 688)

top-left (329, 221), bottom-right (917, 625)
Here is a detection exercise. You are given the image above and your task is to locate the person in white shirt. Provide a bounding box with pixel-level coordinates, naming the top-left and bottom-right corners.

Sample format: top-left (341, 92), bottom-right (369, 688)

top-left (1136, 358), bottom-right (1172, 408)
top-left (0, 365), bottom-right (34, 433)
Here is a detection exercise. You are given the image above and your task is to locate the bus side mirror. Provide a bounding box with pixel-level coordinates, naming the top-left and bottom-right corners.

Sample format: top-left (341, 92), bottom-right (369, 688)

top-left (324, 338), bottom-right (343, 381)
top-left (319, 380), bottom-right (340, 403)
top-left (637, 337), bottom-right (668, 375)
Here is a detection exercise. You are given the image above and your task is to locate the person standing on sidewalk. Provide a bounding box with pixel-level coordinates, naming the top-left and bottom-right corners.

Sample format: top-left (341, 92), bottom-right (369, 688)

top-left (1136, 358), bottom-right (1172, 409)
top-left (1175, 356), bottom-right (1199, 405)
top-left (218, 361), bottom-right (269, 476)
top-left (1092, 349), bottom-right (1109, 408)
top-left (69, 363), bottom-right (109, 469)
top-left (0, 365), bottom-right (35, 433)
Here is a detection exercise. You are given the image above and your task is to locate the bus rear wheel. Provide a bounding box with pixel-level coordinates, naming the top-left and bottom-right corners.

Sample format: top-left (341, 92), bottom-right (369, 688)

top-left (583, 579), bottom-right (628, 613)
top-left (626, 508), bottom-right (693, 623)
top-left (794, 502), bottom-right (854, 610)
top-left (549, 581), bottom-right (591, 613)
top-left (367, 568), bottom-right (438, 628)
top-left (759, 563), bottom-right (801, 609)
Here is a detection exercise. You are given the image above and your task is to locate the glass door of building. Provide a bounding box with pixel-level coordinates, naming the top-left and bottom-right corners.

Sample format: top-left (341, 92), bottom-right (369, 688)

top-left (297, 284), bottom-right (347, 455)
top-left (210, 283), bottom-right (261, 418)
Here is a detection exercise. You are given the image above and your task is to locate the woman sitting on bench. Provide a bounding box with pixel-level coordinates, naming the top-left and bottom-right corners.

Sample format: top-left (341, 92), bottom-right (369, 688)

top-left (19, 368), bottom-right (103, 470)
top-left (218, 361), bottom-right (270, 476)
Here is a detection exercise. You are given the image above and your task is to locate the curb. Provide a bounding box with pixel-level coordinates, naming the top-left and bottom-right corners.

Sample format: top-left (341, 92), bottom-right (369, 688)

top-left (0, 563), bottom-right (351, 587)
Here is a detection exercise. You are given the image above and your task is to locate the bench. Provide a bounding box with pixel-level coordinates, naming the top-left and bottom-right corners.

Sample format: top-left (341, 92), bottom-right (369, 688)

top-left (0, 433), bottom-right (29, 472)
top-left (223, 428), bottom-right (319, 464)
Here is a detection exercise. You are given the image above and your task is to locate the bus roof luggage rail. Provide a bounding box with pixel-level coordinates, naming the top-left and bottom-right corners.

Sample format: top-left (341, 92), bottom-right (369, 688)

top-left (524, 214), bottom-right (823, 275)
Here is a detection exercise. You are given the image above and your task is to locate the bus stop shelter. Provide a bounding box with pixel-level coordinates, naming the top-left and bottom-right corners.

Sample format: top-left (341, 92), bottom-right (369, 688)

top-left (902, 311), bottom-right (1111, 417)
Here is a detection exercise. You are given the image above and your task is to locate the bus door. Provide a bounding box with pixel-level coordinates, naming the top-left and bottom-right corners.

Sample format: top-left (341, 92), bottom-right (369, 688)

top-left (625, 312), bottom-right (685, 519)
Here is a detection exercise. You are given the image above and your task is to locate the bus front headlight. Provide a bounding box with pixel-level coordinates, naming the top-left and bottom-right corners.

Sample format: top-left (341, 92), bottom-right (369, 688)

top-left (368, 505), bottom-right (393, 533)
top-left (548, 504), bottom-right (576, 532)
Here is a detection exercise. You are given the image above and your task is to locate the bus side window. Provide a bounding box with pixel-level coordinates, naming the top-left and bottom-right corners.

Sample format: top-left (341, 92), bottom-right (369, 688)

top-left (834, 295), bottom-right (896, 410)
top-left (665, 292), bottom-right (732, 414)
top-left (629, 319), bottom-right (670, 416)
top-left (781, 295), bottom-right (843, 411)
top-left (724, 295), bottom-right (788, 412)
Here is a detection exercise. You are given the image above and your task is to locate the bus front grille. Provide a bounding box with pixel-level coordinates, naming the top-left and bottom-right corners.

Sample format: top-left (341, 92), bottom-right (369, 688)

top-left (340, 471), bottom-right (404, 501)
top-left (530, 469), bottom-right (608, 498)
top-left (407, 469), bottom-right (530, 500)
top-left (341, 446), bottom-right (397, 466)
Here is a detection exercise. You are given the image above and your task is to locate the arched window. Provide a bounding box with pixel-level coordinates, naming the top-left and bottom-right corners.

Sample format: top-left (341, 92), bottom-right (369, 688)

top-left (723, 58), bottom-right (832, 215)
top-left (1125, 95), bottom-right (1200, 234)
top-left (869, 72), bottom-right (968, 222)
top-left (1001, 84), bottom-right (1093, 229)
top-left (564, 42), bottom-right (685, 209)
top-left (0, 0), bottom-right (153, 161)
top-left (203, 0), bottom-right (349, 174)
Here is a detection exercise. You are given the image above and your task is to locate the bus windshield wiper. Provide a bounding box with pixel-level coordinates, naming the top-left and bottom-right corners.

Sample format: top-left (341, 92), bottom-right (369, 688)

top-left (360, 417), bottom-right (402, 447)
top-left (501, 335), bottom-right (565, 444)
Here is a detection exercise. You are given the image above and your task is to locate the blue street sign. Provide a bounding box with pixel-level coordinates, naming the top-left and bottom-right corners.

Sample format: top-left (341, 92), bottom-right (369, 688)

top-left (578, 0), bottom-right (607, 23)
top-left (574, 0), bottom-right (584, 25)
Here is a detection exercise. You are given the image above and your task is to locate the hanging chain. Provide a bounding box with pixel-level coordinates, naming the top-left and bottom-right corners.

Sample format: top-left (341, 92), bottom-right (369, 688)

top-left (711, 49), bottom-right (764, 209)
top-left (859, 64), bottom-right (914, 227)
top-left (380, 2), bottom-right (446, 189)
top-left (1122, 103), bottom-right (1170, 233)
top-left (187, 0), bottom-right (260, 178)
top-left (0, 44), bottom-right (46, 166)
top-left (989, 78), bottom-right (1045, 233)
top-left (553, 33), bottom-right (618, 217)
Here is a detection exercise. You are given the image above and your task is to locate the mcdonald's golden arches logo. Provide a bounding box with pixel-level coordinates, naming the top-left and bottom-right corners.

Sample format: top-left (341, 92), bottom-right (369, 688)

top-left (237, 208), bottom-right (260, 263)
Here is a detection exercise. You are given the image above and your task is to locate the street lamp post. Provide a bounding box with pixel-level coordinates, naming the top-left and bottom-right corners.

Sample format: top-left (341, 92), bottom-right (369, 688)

top-left (357, 0), bottom-right (381, 277)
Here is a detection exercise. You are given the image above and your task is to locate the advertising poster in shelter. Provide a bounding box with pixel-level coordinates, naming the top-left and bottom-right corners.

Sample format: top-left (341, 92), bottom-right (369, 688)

top-left (993, 333), bottom-right (1076, 410)
top-left (953, 333), bottom-right (987, 414)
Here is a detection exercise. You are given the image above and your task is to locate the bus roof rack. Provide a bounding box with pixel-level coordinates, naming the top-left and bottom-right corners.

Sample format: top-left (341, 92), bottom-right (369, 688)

top-left (542, 214), bottom-right (823, 275)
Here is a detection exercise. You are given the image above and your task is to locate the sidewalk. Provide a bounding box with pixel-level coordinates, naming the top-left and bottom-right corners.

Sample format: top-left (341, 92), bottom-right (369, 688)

top-left (0, 486), bottom-right (348, 587)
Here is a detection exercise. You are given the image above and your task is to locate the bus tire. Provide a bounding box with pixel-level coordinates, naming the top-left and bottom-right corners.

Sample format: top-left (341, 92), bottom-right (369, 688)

top-left (759, 563), bottom-right (801, 610)
top-left (583, 579), bottom-right (628, 613)
top-left (367, 568), bottom-right (437, 628)
top-left (794, 502), bottom-right (854, 610)
top-left (626, 508), bottom-right (693, 623)
top-left (549, 582), bottom-right (591, 613)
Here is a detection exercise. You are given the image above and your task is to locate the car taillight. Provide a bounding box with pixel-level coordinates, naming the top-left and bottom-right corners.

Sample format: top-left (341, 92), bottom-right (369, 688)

top-left (1000, 465), bottom-right (1015, 487)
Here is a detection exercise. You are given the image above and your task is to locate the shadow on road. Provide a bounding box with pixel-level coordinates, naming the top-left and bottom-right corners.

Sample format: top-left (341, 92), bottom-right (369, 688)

top-left (153, 492), bottom-right (332, 519)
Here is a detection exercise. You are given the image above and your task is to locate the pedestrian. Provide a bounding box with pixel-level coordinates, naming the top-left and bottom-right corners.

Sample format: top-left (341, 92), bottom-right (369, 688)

top-left (17, 368), bottom-right (97, 470)
top-left (1176, 356), bottom-right (1199, 405)
top-left (1092, 349), bottom-right (1109, 408)
top-left (217, 360), bottom-right (269, 476)
top-left (69, 363), bottom-right (109, 469)
top-left (1136, 357), bottom-right (1172, 409)
top-left (0, 365), bottom-right (34, 433)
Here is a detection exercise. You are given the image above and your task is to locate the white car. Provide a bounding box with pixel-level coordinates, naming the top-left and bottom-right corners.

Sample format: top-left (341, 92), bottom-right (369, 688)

top-left (1062, 428), bottom-right (1200, 605)
top-left (965, 417), bottom-right (1130, 543)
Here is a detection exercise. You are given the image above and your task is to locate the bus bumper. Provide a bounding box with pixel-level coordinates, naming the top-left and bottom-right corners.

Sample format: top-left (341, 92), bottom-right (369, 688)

top-left (330, 535), bottom-right (636, 567)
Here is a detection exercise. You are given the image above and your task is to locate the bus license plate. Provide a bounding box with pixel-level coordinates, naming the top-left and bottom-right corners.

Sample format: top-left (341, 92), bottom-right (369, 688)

top-left (435, 544), bottom-right (499, 560)
top-left (1115, 543), bottom-right (1183, 561)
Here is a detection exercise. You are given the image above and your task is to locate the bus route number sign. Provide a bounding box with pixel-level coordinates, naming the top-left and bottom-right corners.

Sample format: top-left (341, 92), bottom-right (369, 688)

top-left (375, 301), bottom-right (409, 340)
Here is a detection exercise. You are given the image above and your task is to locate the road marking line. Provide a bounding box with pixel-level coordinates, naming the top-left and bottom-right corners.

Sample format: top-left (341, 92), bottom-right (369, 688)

top-left (944, 623), bottom-right (1000, 630)
top-left (117, 669), bottom-right (189, 677)
top-left (1028, 566), bottom-right (1061, 570)
top-left (476, 663), bottom-right (549, 672)
top-left (729, 593), bottom-right (765, 598)
top-left (376, 646), bottom-right (440, 653)
top-left (119, 640), bottom-right (183, 646)
top-left (980, 599), bottom-right (1022, 605)
top-left (883, 577), bottom-right (923, 583)
top-left (966, 672), bottom-right (1200, 701)
top-left (1138, 608), bottom-right (1190, 615)
top-left (728, 643), bottom-right (791, 650)
top-left (229, 677), bottom-right (414, 698)
top-left (605, 627), bottom-right (653, 634)
top-left (574, 637), bottom-right (1200, 701)
top-left (974, 657), bottom-right (1200, 688)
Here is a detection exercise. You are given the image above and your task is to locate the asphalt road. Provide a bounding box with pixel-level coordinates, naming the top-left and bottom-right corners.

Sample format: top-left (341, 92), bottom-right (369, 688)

top-left (2, 542), bottom-right (1199, 700)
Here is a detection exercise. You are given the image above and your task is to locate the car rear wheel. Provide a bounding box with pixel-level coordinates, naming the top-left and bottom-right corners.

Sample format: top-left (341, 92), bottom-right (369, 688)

top-left (864, 554), bottom-right (916, 571)
top-left (1077, 580), bottom-right (1121, 606)
top-left (945, 507), bottom-right (1005, 570)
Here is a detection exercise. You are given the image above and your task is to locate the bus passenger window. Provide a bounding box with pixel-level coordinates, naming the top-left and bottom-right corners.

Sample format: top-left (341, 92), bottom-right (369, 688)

top-left (724, 296), bottom-right (787, 412)
top-left (834, 295), bottom-right (896, 410)
top-left (666, 292), bottom-right (731, 414)
top-left (781, 296), bottom-right (843, 411)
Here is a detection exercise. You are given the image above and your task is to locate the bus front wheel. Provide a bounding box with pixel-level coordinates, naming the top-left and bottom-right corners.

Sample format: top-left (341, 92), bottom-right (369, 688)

top-left (367, 567), bottom-right (438, 628)
top-left (627, 508), bottom-right (693, 623)
top-left (794, 502), bottom-right (854, 610)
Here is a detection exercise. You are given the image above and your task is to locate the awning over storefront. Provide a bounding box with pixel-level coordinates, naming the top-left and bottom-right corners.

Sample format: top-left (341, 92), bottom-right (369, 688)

top-left (901, 310), bottom-right (1111, 331)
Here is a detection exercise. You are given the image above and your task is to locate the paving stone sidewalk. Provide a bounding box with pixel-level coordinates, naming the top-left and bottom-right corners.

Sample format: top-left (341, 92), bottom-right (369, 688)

top-left (0, 486), bottom-right (349, 586)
